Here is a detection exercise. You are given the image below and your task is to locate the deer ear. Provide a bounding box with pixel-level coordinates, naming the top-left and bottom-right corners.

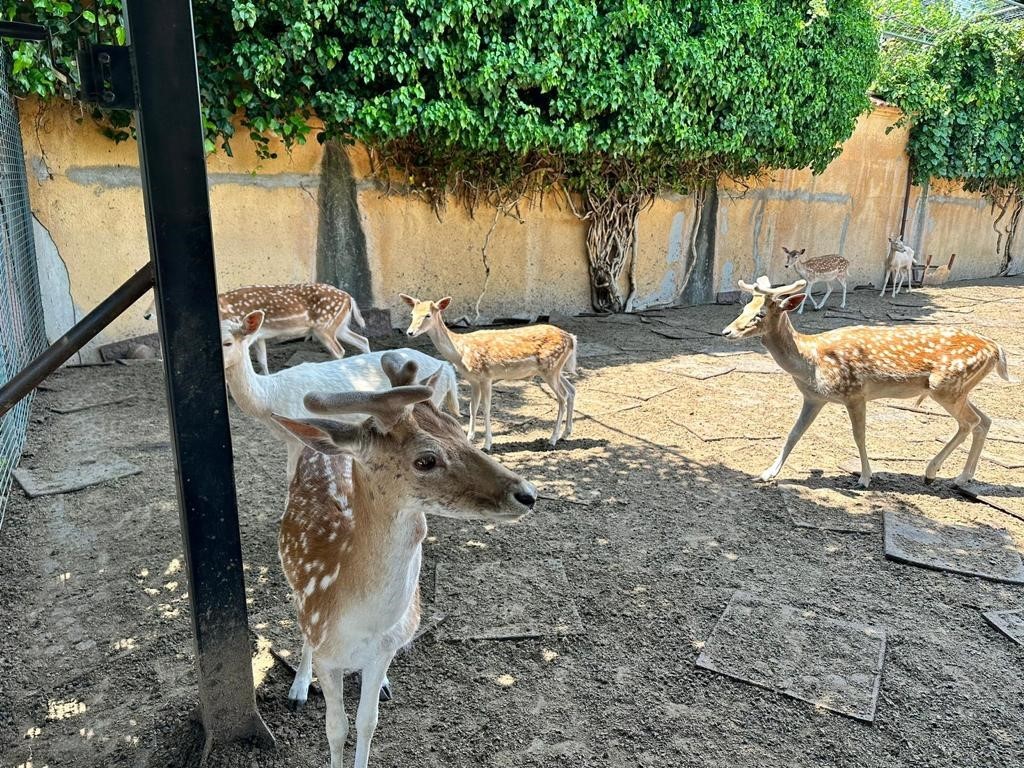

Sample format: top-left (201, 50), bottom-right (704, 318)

top-left (399, 293), bottom-right (417, 308)
top-left (419, 366), bottom-right (444, 395)
top-left (775, 294), bottom-right (805, 313)
top-left (435, 296), bottom-right (452, 311)
top-left (242, 310), bottom-right (264, 336)
top-left (271, 414), bottom-right (363, 455)
top-left (798, 248), bottom-right (806, 255)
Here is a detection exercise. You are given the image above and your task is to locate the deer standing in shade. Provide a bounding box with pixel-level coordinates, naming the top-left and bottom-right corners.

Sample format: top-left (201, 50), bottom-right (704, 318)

top-left (400, 294), bottom-right (577, 450)
top-left (723, 277), bottom-right (1012, 488)
top-left (881, 235), bottom-right (918, 297)
top-left (272, 353), bottom-right (536, 768)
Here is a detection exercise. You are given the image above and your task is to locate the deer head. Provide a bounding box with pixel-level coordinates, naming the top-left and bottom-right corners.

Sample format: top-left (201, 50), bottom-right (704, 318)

top-left (722, 277), bottom-right (807, 339)
top-left (888, 235), bottom-right (910, 253)
top-left (782, 247), bottom-right (806, 269)
top-left (220, 309), bottom-right (264, 369)
top-left (274, 353), bottom-right (536, 521)
top-left (400, 294), bottom-right (451, 337)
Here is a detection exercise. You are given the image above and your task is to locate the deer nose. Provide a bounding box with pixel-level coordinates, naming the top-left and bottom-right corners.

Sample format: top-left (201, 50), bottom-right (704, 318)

top-left (406, 330), bottom-right (414, 337)
top-left (512, 481), bottom-right (537, 509)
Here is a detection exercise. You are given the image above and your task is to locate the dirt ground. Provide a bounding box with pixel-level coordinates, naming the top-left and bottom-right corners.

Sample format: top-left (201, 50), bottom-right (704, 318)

top-left (2, 278), bottom-right (1023, 768)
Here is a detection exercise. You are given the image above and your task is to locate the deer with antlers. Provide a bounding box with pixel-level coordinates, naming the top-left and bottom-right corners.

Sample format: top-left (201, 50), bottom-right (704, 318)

top-left (272, 353), bottom-right (537, 768)
top-left (881, 235), bottom-right (918, 297)
top-left (782, 247), bottom-right (851, 314)
top-left (723, 277), bottom-right (1013, 488)
top-left (400, 294), bottom-right (577, 450)
top-left (146, 282), bottom-right (370, 373)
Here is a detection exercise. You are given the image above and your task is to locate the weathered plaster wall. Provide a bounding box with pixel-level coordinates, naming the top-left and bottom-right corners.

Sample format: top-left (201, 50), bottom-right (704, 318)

top-left (20, 99), bottom-right (1017, 356)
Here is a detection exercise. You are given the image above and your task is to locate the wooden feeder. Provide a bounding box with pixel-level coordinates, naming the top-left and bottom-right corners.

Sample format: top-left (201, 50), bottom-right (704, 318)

top-left (915, 253), bottom-right (956, 286)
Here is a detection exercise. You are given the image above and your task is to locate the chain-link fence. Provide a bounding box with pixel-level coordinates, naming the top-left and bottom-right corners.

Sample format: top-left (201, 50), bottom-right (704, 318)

top-left (0, 44), bottom-right (47, 529)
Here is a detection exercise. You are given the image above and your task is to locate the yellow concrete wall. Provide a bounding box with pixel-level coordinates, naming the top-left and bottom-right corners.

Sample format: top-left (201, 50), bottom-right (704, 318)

top-left (21, 99), bottom-right (1016, 355)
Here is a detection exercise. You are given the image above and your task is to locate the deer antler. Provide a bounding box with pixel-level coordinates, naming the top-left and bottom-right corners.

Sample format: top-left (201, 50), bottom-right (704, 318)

top-left (304, 386), bottom-right (434, 429)
top-left (738, 276), bottom-right (806, 296)
top-left (381, 351), bottom-right (420, 387)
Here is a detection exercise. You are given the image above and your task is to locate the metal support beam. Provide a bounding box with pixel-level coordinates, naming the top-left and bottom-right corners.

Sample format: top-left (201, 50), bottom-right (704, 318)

top-left (121, 0), bottom-right (272, 757)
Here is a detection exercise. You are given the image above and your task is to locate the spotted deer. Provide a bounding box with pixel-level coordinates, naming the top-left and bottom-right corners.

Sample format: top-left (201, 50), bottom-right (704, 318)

top-left (723, 276), bottom-right (1013, 488)
top-left (146, 282), bottom-right (370, 374)
top-left (221, 310), bottom-right (459, 478)
top-left (881, 235), bottom-right (918, 297)
top-left (400, 294), bottom-right (577, 450)
top-left (782, 247), bottom-right (851, 314)
top-left (272, 353), bottom-right (537, 768)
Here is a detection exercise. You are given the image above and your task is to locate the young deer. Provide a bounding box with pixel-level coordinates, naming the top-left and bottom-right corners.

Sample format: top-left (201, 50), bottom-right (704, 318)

top-left (400, 294), bottom-right (577, 450)
top-left (723, 276), bottom-right (1012, 488)
top-left (221, 310), bottom-right (459, 477)
top-left (881, 235), bottom-right (917, 297)
top-left (782, 247), bottom-right (851, 313)
top-left (146, 282), bottom-right (370, 374)
top-left (272, 353), bottom-right (537, 768)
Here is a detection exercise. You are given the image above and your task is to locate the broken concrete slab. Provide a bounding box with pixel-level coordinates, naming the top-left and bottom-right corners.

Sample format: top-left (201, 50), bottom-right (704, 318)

top-left (932, 438), bottom-right (1024, 470)
top-left (49, 395), bottom-right (136, 415)
top-left (778, 483), bottom-right (882, 534)
top-left (359, 308), bottom-right (393, 339)
top-left (436, 559), bottom-right (584, 641)
top-left (883, 509), bottom-right (1024, 584)
top-left (695, 590), bottom-right (887, 722)
top-left (14, 456), bottom-right (143, 498)
top-left (577, 342), bottom-right (622, 359)
top-left (953, 483), bottom-right (1024, 524)
top-left (671, 419), bottom-right (781, 443)
top-left (731, 355), bottom-right (785, 375)
top-left (982, 608), bottom-right (1024, 646)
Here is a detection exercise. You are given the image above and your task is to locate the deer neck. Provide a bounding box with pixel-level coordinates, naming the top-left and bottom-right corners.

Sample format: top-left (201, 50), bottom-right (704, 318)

top-left (762, 314), bottom-right (816, 380)
top-left (223, 343), bottom-right (268, 417)
top-left (427, 313), bottom-right (466, 368)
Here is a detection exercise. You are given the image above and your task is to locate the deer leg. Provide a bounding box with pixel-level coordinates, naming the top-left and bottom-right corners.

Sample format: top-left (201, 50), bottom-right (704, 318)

top-left (816, 281), bottom-right (833, 311)
top-left (845, 398), bottom-right (872, 488)
top-left (314, 328), bottom-right (346, 359)
top-left (467, 383), bottom-right (481, 441)
top-left (339, 326), bottom-right (371, 354)
top-left (926, 395), bottom-right (976, 484)
top-left (798, 281), bottom-right (815, 314)
top-left (545, 373), bottom-right (567, 446)
top-left (561, 374), bottom-right (576, 438)
top-left (904, 265), bottom-right (913, 294)
top-left (353, 657), bottom-right (391, 768)
top-left (760, 398), bottom-right (826, 482)
top-left (839, 277), bottom-right (848, 308)
top-left (315, 660), bottom-right (347, 768)
top-left (482, 381), bottom-right (494, 451)
top-left (287, 639), bottom-right (314, 711)
top-left (956, 400), bottom-right (991, 486)
top-left (254, 338), bottom-right (270, 375)
top-left (880, 269), bottom-right (890, 297)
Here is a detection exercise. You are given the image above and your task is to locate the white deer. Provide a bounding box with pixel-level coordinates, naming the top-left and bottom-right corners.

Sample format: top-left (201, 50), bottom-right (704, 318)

top-left (781, 247), bottom-right (851, 313)
top-left (723, 276), bottom-right (1012, 489)
top-left (881, 235), bottom-right (917, 297)
top-left (146, 282), bottom-right (370, 374)
top-left (220, 310), bottom-right (459, 479)
top-left (400, 294), bottom-right (577, 450)
top-left (272, 356), bottom-right (537, 768)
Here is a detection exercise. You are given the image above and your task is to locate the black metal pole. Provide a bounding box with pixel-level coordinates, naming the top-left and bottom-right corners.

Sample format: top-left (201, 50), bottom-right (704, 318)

top-left (0, 264), bottom-right (153, 418)
top-left (121, 0), bottom-right (272, 756)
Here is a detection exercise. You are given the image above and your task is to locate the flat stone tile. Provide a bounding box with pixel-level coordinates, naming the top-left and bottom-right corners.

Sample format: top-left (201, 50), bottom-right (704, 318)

top-left (779, 483), bottom-right (882, 533)
top-left (14, 456), bottom-right (142, 498)
top-left (577, 342), bottom-right (622, 359)
top-left (954, 483), bottom-right (1024, 524)
top-left (659, 356), bottom-right (736, 380)
top-left (695, 590), bottom-right (887, 722)
top-left (883, 509), bottom-right (1024, 584)
top-left (436, 559), bottom-right (584, 641)
top-left (983, 608), bottom-right (1024, 646)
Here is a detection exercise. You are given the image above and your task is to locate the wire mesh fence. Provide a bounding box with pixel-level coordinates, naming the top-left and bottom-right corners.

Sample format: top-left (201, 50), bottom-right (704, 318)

top-left (0, 44), bottom-right (47, 529)
top-left (879, 1), bottom-right (1024, 46)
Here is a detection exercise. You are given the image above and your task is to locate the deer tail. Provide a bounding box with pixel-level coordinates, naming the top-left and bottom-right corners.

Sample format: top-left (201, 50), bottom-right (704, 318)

top-left (997, 344), bottom-right (1017, 383)
top-left (564, 334), bottom-right (578, 376)
top-left (349, 296), bottom-right (366, 328)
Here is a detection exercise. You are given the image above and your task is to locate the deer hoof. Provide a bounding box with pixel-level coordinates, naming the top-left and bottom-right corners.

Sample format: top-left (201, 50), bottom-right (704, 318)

top-left (379, 682), bottom-right (393, 702)
top-left (923, 476), bottom-right (936, 486)
top-left (286, 696), bottom-right (306, 713)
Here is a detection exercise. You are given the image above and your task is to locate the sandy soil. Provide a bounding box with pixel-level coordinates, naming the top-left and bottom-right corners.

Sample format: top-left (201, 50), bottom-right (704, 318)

top-left (2, 278), bottom-right (1023, 768)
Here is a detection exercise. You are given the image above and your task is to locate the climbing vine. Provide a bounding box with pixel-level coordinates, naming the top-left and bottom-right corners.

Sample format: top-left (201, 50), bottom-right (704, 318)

top-left (10, 1), bottom-right (879, 309)
top-left (876, 16), bottom-right (1024, 274)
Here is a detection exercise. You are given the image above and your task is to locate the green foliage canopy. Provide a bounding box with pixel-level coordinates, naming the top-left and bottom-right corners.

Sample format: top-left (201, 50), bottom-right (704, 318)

top-left (10, 1), bottom-right (878, 197)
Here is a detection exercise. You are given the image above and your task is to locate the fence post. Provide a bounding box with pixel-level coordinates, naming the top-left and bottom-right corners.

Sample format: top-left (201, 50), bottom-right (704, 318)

top-left (121, 0), bottom-right (273, 756)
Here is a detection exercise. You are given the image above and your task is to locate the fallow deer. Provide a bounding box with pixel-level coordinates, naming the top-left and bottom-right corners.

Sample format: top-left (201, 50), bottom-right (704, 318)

top-left (147, 282), bottom-right (370, 374)
top-left (220, 310), bottom-right (459, 478)
top-left (723, 276), bottom-right (1012, 489)
top-left (272, 353), bottom-right (537, 768)
top-left (782, 247), bottom-right (851, 313)
top-left (881, 235), bottom-right (917, 297)
top-left (400, 294), bottom-right (577, 450)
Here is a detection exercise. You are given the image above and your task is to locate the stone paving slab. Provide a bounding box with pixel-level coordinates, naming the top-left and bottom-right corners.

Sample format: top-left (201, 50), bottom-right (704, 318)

top-left (14, 455), bottom-right (142, 498)
top-left (659, 356), bottom-right (736, 380)
top-left (982, 608), bottom-right (1024, 646)
top-left (954, 483), bottom-right (1024, 524)
top-left (436, 559), bottom-right (584, 641)
top-left (883, 509), bottom-right (1024, 584)
top-left (695, 590), bottom-right (887, 722)
top-left (577, 342), bottom-right (623, 359)
top-left (778, 483), bottom-right (882, 533)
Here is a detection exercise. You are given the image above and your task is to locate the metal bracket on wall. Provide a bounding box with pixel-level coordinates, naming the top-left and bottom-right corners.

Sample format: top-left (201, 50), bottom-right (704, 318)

top-left (76, 42), bottom-right (136, 109)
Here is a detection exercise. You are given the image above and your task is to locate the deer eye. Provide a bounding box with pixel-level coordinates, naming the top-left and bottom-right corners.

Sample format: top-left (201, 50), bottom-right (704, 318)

top-left (222, 341), bottom-right (233, 347)
top-left (413, 454), bottom-right (438, 472)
